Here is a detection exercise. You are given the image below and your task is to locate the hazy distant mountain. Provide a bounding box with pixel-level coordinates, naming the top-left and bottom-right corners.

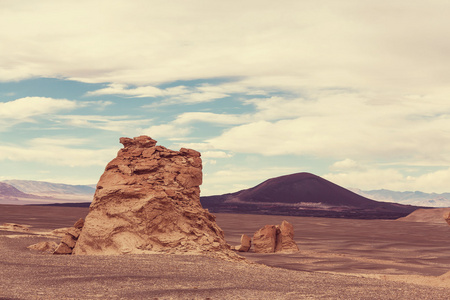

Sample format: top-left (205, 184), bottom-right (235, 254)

top-left (0, 182), bottom-right (39, 199)
top-left (200, 172), bottom-right (420, 219)
top-left (2, 180), bottom-right (96, 195)
top-left (350, 189), bottom-right (450, 207)
top-left (0, 182), bottom-right (48, 204)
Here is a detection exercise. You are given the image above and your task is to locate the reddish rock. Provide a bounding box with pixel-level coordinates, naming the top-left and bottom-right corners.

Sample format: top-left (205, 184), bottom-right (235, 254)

top-left (275, 221), bottom-right (299, 253)
top-left (53, 242), bottom-right (73, 255)
top-left (61, 234), bottom-right (77, 248)
top-left (73, 136), bottom-right (232, 256)
top-left (73, 218), bottom-right (85, 229)
top-left (253, 221), bottom-right (299, 253)
top-left (253, 225), bottom-right (277, 253)
top-left (444, 212), bottom-right (450, 226)
top-left (28, 241), bottom-right (58, 253)
top-left (233, 234), bottom-right (252, 252)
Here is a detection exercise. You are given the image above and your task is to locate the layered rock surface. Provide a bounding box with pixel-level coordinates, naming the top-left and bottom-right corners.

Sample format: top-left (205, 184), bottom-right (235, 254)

top-left (54, 218), bottom-right (84, 254)
top-left (73, 136), bottom-right (231, 256)
top-left (252, 221), bottom-right (299, 253)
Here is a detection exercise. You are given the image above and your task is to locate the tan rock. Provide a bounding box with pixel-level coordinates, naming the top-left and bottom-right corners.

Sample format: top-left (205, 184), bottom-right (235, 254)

top-left (253, 221), bottom-right (299, 253)
top-left (61, 234), bottom-right (77, 248)
top-left (54, 242), bottom-right (73, 255)
top-left (275, 221), bottom-right (299, 253)
top-left (66, 227), bottom-right (81, 239)
top-left (444, 212), bottom-right (450, 225)
top-left (253, 225), bottom-right (277, 253)
top-left (28, 241), bottom-right (58, 253)
top-left (73, 218), bottom-right (85, 229)
top-left (51, 227), bottom-right (71, 237)
top-left (73, 136), bottom-right (232, 256)
top-left (234, 234), bottom-right (252, 252)
top-left (1, 223), bottom-right (30, 232)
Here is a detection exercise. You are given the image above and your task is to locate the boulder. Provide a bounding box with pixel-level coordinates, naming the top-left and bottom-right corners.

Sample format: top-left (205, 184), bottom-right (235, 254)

top-left (275, 220), bottom-right (299, 253)
top-left (253, 225), bottom-right (277, 253)
top-left (253, 221), bottom-right (299, 253)
top-left (233, 234), bottom-right (252, 252)
top-left (28, 241), bottom-right (58, 253)
top-left (53, 242), bottom-right (73, 255)
top-left (73, 136), bottom-right (232, 256)
top-left (53, 218), bottom-right (85, 255)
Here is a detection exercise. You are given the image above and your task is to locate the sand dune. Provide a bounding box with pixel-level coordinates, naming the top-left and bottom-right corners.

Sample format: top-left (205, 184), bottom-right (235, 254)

top-left (1, 204), bottom-right (450, 299)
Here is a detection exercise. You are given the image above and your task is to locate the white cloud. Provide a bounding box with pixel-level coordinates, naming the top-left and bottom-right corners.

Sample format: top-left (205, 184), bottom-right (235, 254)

top-left (330, 159), bottom-right (364, 172)
top-left (205, 91), bottom-right (450, 166)
top-left (173, 112), bottom-right (245, 125)
top-left (0, 97), bottom-right (79, 129)
top-left (2, 0), bottom-right (449, 97)
top-left (144, 123), bottom-right (192, 139)
top-left (202, 151), bottom-right (233, 158)
top-left (57, 115), bottom-right (152, 134)
top-left (0, 138), bottom-right (117, 167)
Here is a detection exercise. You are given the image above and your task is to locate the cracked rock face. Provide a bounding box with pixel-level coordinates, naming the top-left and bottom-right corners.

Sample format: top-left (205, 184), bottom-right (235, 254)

top-left (73, 136), bottom-right (230, 255)
top-left (252, 221), bottom-right (299, 253)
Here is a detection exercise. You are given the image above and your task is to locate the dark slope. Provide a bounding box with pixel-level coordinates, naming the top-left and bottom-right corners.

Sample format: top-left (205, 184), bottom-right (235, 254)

top-left (200, 172), bottom-right (421, 219)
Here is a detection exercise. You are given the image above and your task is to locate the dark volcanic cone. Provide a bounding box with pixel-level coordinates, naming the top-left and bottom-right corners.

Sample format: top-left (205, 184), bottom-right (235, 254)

top-left (201, 172), bottom-right (421, 219)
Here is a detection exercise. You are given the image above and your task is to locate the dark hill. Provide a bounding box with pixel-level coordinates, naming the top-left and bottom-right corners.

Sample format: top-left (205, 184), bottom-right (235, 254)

top-left (200, 172), bottom-right (421, 219)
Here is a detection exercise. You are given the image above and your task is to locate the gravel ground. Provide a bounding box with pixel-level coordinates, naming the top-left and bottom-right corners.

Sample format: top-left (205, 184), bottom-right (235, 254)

top-left (1, 233), bottom-right (450, 300)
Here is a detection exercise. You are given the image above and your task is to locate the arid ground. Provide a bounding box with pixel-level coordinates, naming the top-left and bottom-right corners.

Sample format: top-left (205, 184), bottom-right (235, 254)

top-left (1, 204), bottom-right (450, 299)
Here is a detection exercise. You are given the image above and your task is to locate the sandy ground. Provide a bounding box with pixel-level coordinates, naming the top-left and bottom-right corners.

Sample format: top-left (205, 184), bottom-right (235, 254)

top-left (1, 205), bottom-right (450, 299)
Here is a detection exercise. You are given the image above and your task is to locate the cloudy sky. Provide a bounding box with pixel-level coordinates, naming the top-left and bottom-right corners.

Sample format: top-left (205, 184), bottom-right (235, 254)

top-left (1, 0), bottom-right (450, 195)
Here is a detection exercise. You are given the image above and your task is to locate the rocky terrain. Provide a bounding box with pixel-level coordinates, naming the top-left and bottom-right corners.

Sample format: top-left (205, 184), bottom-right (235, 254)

top-left (201, 172), bottom-right (421, 219)
top-left (2, 204), bottom-right (450, 299)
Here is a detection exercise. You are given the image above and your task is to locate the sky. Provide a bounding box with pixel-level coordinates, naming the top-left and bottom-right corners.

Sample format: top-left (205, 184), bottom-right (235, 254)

top-left (1, 0), bottom-right (450, 195)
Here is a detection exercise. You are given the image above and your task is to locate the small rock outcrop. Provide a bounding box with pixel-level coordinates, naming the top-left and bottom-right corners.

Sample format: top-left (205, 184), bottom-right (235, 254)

top-left (28, 241), bottom-right (58, 253)
top-left (232, 234), bottom-right (252, 252)
top-left (0, 223), bottom-right (31, 232)
top-left (252, 225), bottom-right (277, 253)
top-left (444, 212), bottom-right (450, 225)
top-left (73, 136), bottom-right (232, 256)
top-left (53, 218), bottom-right (84, 255)
top-left (275, 220), bottom-right (299, 253)
top-left (252, 221), bottom-right (299, 253)
top-left (27, 241), bottom-right (58, 253)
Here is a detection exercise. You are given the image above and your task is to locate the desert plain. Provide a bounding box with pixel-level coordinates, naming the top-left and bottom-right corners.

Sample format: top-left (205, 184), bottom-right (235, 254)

top-left (1, 204), bottom-right (450, 299)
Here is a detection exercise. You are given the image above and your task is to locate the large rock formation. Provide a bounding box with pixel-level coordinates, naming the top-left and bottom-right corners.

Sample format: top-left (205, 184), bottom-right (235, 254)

top-left (73, 136), bottom-right (231, 256)
top-left (252, 221), bottom-right (299, 253)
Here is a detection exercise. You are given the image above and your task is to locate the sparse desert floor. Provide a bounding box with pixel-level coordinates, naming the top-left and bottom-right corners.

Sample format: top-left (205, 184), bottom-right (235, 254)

top-left (1, 204), bottom-right (450, 299)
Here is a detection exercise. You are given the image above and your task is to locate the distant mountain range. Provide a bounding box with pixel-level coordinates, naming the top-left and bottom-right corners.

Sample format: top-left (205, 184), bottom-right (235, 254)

top-left (2, 180), bottom-right (96, 195)
top-left (200, 172), bottom-right (420, 219)
top-left (350, 188), bottom-right (450, 208)
top-left (1, 174), bottom-right (449, 211)
top-left (0, 180), bottom-right (95, 205)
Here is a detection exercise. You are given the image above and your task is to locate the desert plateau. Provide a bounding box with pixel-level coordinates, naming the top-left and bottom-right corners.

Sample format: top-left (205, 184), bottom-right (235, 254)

top-left (2, 204), bottom-right (450, 299)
